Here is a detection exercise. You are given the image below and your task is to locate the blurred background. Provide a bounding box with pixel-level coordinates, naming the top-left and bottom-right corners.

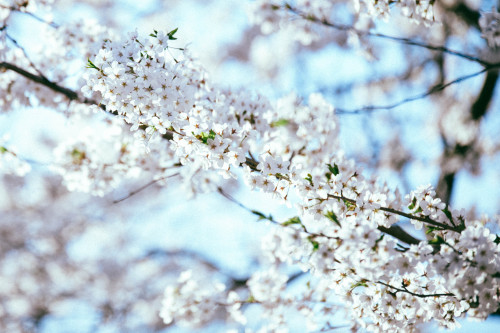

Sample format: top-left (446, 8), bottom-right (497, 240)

top-left (1, 0), bottom-right (500, 331)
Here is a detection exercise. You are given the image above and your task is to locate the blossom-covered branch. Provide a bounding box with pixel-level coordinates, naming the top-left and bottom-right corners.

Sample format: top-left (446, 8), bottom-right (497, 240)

top-left (0, 61), bottom-right (95, 105)
top-left (282, 4), bottom-right (492, 66)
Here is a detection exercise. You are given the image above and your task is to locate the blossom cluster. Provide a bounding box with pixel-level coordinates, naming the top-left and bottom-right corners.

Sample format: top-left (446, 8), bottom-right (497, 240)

top-left (1, 8), bottom-right (112, 111)
top-left (2, 0), bottom-right (499, 332)
top-left (160, 270), bottom-right (227, 327)
top-left (52, 114), bottom-right (173, 196)
top-left (79, 29), bottom-right (500, 332)
top-left (480, 7), bottom-right (500, 48)
top-left (249, 0), bottom-right (436, 47)
top-left (0, 141), bottom-right (30, 176)
top-left (79, 25), bottom-right (500, 330)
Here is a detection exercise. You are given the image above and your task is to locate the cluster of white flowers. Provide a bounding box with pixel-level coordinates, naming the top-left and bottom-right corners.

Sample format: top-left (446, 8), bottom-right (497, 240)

top-left (249, 0), bottom-right (436, 47)
top-left (3, 1), bottom-right (497, 330)
top-left (3, 0), bottom-right (498, 331)
top-left (0, 142), bottom-right (30, 176)
top-left (78, 27), bottom-right (500, 331)
top-left (36, 18), bottom-right (111, 81)
top-left (0, 0), bottom-right (54, 19)
top-left (354, 0), bottom-right (435, 24)
top-left (1, 14), bottom-right (111, 111)
top-left (405, 184), bottom-right (447, 229)
top-left (52, 111), bottom-right (176, 196)
top-left (480, 7), bottom-right (500, 48)
top-left (159, 270), bottom-right (226, 327)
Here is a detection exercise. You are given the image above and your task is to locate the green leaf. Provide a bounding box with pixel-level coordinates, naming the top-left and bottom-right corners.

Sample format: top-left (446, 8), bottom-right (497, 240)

top-left (270, 119), bottom-right (289, 127)
top-left (168, 27), bottom-right (178, 40)
top-left (324, 210), bottom-right (341, 227)
top-left (408, 197), bottom-right (417, 210)
top-left (428, 235), bottom-right (445, 245)
top-left (86, 58), bottom-right (99, 70)
top-left (0, 146), bottom-right (7, 153)
top-left (326, 163), bottom-right (339, 176)
top-left (305, 173), bottom-right (314, 186)
top-left (70, 148), bottom-right (86, 164)
top-left (282, 216), bottom-right (302, 226)
top-left (425, 226), bottom-right (440, 234)
top-left (308, 236), bottom-right (319, 252)
top-left (442, 206), bottom-right (453, 223)
top-left (199, 129), bottom-right (216, 144)
top-left (251, 210), bottom-right (273, 222)
top-left (372, 234), bottom-right (385, 251)
top-left (351, 281), bottom-right (368, 289)
top-left (343, 199), bottom-right (355, 210)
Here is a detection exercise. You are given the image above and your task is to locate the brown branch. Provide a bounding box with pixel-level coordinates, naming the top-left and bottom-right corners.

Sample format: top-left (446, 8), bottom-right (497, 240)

top-left (0, 61), bottom-right (99, 106)
top-left (112, 173), bottom-right (180, 204)
top-left (471, 71), bottom-right (499, 121)
top-left (445, 3), bottom-right (480, 29)
top-left (5, 33), bottom-right (48, 79)
top-left (436, 70), bottom-right (499, 204)
top-left (377, 281), bottom-right (455, 298)
top-left (284, 5), bottom-right (491, 66)
top-left (219, 183), bottom-right (423, 246)
top-left (378, 225), bottom-right (420, 245)
top-left (335, 68), bottom-right (494, 114)
top-left (326, 194), bottom-right (461, 232)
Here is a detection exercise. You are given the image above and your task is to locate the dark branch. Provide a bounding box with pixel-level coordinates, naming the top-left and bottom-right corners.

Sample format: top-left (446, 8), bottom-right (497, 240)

top-left (471, 71), bottom-right (499, 120)
top-left (446, 3), bottom-right (480, 29)
top-left (218, 184), bottom-right (423, 246)
top-left (0, 61), bottom-right (98, 105)
top-left (436, 70), bottom-right (499, 204)
top-left (378, 225), bottom-right (420, 245)
top-left (326, 194), bottom-right (461, 232)
top-left (113, 173), bottom-right (180, 204)
top-left (377, 281), bottom-right (455, 298)
top-left (336, 68), bottom-right (495, 114)
top-left (5, 33), bottom-right (48, 79)
top-left (285, 5), bottom-right (491, 66)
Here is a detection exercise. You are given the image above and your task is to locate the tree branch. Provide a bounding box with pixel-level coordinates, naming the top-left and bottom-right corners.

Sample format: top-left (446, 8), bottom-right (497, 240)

top-left (112, 173), bottom-right (180, 204)
top-left (436, 70), bottom-right (499, 204)
top-left (218, 185), bottom-right (423, 246)
top-left (0, 61), bottom-right (99, 106)
top-left (445, 3), bottom-right (480, 29)
top-left (326, 194), bottom-right (461, 232)
top-left (284, 5), bottom-right (491, 66)
top-left (335, 68), bottom-right (495, 114)
top-left (5, 33), bottom-right (48, 79)
top-left (377, 281), bottom-right (455, 298)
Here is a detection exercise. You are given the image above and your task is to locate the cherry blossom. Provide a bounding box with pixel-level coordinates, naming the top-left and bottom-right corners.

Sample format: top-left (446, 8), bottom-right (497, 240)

top-left (0, 0), bottom-right (499, 332)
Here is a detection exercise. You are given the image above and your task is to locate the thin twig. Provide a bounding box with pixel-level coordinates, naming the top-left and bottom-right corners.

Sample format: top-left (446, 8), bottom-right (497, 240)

top-left (285, 4), bottom-right (491, 66)
top-left (22, 11), bottom-right (59, 28)
top-left (326, 194), bottom-right (460, 232)
top-left (6, 33), bottom-right (48, 79)
top-left (1, 61), bottom-right (90, 102)
top-left (0, 5), bottom-right (59, 28)
top-left (113, 173), bottom-right (179, 204)
top-left (377, 280), bottom-right (455, 298)
top-left (335, 68), bottom-right (494, 114)
top-left (218, 186), bottom-right (421, 245)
